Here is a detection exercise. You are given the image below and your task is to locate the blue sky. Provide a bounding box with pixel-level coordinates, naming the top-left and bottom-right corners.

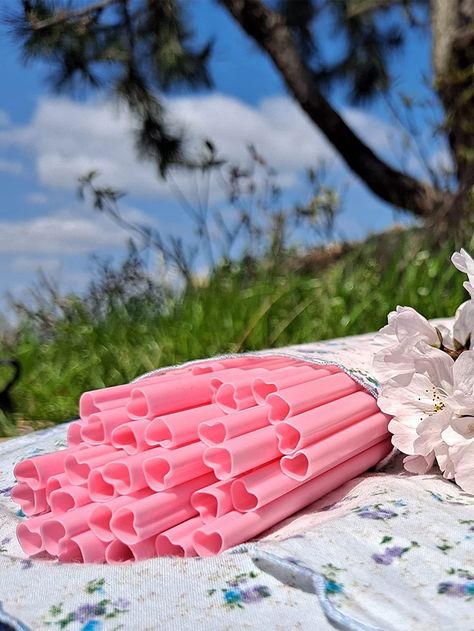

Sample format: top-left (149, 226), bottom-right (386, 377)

top-left (0, 1), bottom-right (445, 314)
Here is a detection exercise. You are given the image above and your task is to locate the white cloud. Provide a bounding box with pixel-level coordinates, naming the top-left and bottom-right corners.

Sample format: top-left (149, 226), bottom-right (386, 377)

top-left (0, 207), bottom-right (147, 255)
top-left (0, 94), bottom-right (396, 200)
top-left (0, 158), bottom-right (23, 174)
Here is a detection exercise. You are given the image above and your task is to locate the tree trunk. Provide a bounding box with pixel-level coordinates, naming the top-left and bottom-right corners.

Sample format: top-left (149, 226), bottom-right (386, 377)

top-left (431, 0), bottom-right (474, 237)
top-left (218, 1), bottom-right (453, 217)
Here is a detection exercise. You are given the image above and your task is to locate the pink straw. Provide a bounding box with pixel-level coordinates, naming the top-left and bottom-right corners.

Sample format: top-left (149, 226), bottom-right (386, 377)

top-left (193, 439), bottom-right (392, 556)
top-left (67, 421), bottom-right (86, 447)
top-left (198, 406), bottom-right (269, 445)
top-left (214, 383), bottom-right (256, 412)
top-left (191, 361), bottom-right (227, 375)
top-left (58, 530), bottom-right (108, 563)
top-left (41, 503), bottom-right (98, 555)
top-left (267, 372), bottom-right (360, 422)
top-left (87, 468), bottom-right (119, 502)
top-left (88, 489), bottom-right (154, 542)
top-left (275, 391), bottom-right (379, 454)
top-left (155, 516), bottom-right (203, 557)
top-left (16, 512), bottom-right (53, 555)
top-left (252, 365), bottom-right (331, 404)
top-left (64, 446), bottom-right (125, 485)
top-left (127, 371), bottom-right (225, 419)
top-left (145, 404), bottom-right (224, 448)
top-left (11, 483), bottom-right (48, 517)
top-left (80, 408), bottom-right (130, 444)
top-left (191, 479), bottom-right (234, 522)
top-left (143, 442), bottom-right (211, 491)
top-left (280, 412), bottom-right (391, 481)
top-left (45, 473), bottom-right (70, 500)
top-left (14, 448), bottom-right (73, 491)
top-left (49, 484), bottom-right (91, 515)
top-left (101, 446), bottom-right (168, 494)
top-left (80, 383), bottom-right (136, 418)
top-left (111, 418), bottom-right (153, 454)
top-left (203, 426), bottom-right (280, 480)
top-left (231, 460), bottom-right (303, 511)
top-left (110, 473), bottom-right (214, 544)
top-left (105, 536), bottom-right (157, 563)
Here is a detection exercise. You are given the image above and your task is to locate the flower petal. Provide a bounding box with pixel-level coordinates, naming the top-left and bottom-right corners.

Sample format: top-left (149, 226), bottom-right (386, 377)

top-left (403, 453), bottom-right (435, 474)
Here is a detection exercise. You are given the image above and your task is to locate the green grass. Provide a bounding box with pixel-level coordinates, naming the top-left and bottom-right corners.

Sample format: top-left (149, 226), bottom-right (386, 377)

top-left (0, 229), bottom-right (468, 429)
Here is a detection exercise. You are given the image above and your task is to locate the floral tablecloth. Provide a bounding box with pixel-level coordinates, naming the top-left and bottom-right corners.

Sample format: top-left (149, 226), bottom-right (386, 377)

top-left (0, 328), bottom-right (472, 630)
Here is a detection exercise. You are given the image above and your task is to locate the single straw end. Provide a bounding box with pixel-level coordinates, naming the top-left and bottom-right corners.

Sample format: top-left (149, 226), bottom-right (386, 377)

top-left (40, 520), bottom-right (66, 555)
top-left (11, 483), bottom-right (48, 517)
top-left (230, 480), bottom-right (258, 512)
top-left (145, 418), bottom-right (171, 447)
top-left (202, 447), bottom-right (232, 480)
top-left (58, 538), bottom-right (84, 563)
top-left (192, 530), bottom-right (224, 557)
top-left (252, 378), bottom-right (277, 405)
top-left (102, 462), bottom-right (131, 495)
top-left (111, 425), bottom-right (137, 453)
top-left (198, 420), bottom-right (227, 446)
top-left (280, 453), bottom-right (310, 481)
top-left (215, 384), bottom-right (237, 412)
top-left (109, 508), bottom-right (137, 545)
top-left (105, 539), bottom-right (134, 564)
top-left (275, 423), bottom-right (301, 454)
top-left (64, 455), bottom-right (91, 485)
top-left (266, 393), bottom-right (290, 423)
top-left (89, 505), bottom-right (114, 542)
top-left (126, 389), bottom-right (149, 420)
top-left (13, 459), bottom-right (41, 491)
top-left (88, 469), bottom-right (118, 502)
top-left (80, 418), bottom-right (105, 445)
top-left (155, 536), bottom-right (186, 557)
top-left (79, 392), bottom-right (99, 419)
top-left (16, 522), bottom-right (44, 556)
top-left (142, 457), bottom-right (171, 491)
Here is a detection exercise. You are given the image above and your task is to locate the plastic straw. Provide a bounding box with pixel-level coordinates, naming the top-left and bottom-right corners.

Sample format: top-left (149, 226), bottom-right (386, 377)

top-left (155, 516), bottom-right (203, 557)
top-left (81, 408), bottom-right (130, 444)
top-left (14, 448), bottom-right (74, 491)
top-left (88, 489), bottom-right (154, 542)
top-left (58, 530), bottom-right (107, 563)
top-left (105, 536), bottom-right (157, 563)
top-left (16, 512), bottom-right (53, 555)
top-left (145, 404), bottom-right (223, 448)
top-left (41, 503), bottom-right (98, 555)
top-left (203, 426), bottom-right (280, 480)
top-left (49, 484), bottom-right (91, 515)
top-left (143, 442), bottom-right (211, 491)
top-left (198, 406), bottom-right (269, 445)
top-left (111, 418), bottom-right (153, 454)
top-left (193, 439), bottom-right (392, 556)
top-left (101, 446), bottom-right (168, 494)
top-left (110, 473), bottom-right (214, 544)
top-left (275, 391), bottom-right (379, 454)
top-left (280, 412), bottom-right (391, 481)
top-left (67, 421), bottom-right (85, 447)
top-left (64, 447), bottom-right (125, 485)
top-left (11, 483), bottom-right (48, 517)
top-left (267, 373), bottom-right (360, 422)
top-left (252, 365), bottom-right (330, 404)
top-left (191, 479), bottom-right (234, 522)
top-left (46, 473), bottom-right (70, 500)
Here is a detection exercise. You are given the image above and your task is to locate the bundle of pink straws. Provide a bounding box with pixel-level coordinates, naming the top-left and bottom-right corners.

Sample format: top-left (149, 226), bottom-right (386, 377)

top-left (13, 356), bottom-right (392, 563)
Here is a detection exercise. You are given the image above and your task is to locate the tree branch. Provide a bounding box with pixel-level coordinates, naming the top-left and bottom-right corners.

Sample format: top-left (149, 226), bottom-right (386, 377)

top-left (218, 0), bottom-right (451, 217)
top-left (26, 0), bottom-right (117, 31)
